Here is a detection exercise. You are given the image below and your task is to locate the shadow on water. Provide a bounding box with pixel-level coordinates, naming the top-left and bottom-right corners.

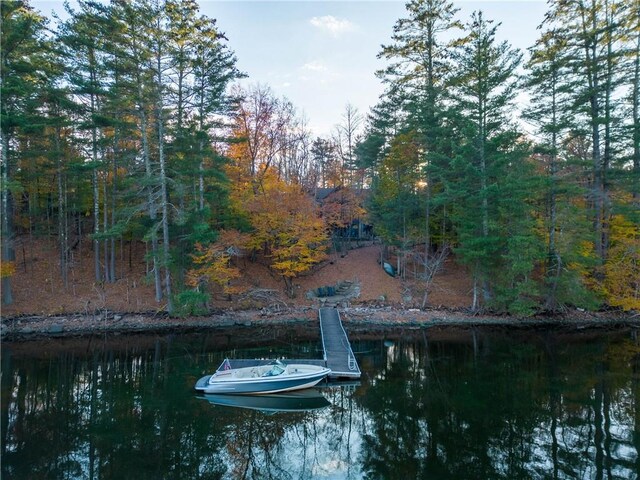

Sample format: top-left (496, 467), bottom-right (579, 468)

top-left (2, 325), bottom-right (640, 479)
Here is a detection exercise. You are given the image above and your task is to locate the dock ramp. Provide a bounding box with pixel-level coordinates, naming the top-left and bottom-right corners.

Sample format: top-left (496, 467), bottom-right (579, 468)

top-left (319, 307), bottom-right (361, 379)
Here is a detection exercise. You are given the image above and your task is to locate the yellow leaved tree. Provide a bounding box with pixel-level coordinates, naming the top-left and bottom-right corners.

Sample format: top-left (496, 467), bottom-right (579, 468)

top-left (1, 261), bottom-right (16, 279)
top-left (246, 171), bottom-right (328, 297)
top-left (187, 229), bottom-right (250, 297)
top-left (603, 214), bottom-right (640, 311)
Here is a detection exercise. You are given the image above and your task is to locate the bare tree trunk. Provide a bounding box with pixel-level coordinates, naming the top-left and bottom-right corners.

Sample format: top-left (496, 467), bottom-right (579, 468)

top-left (55, 126), bottom-right (68, 287)
top-left (546, 86), bottom-right (560, 311)
top-left (102, 174), bottom-right (109, 282)
top-left (140, 107), bottom-right (162, 302)
top-left (1, 129), bottom-right (14, 304)
top-left (420, 245), bottom-right (448, 309)
top-left (93, 169), bottom-right (100, 282)
top-left (633, 27), bottom-right (640, 203)
top-left (580, 1), bottom-right (605, 262)
top-left (125, 2), bottom-right (163, 301)
top-left (155, 16), bottom-right (172, 312)
top-left (90, 56), bottom-right (101, 283)
top-left (199, 149), bottom-right (205, 211)
top-left (472, 274), bottom-right (479, 312)
top-left (601, 0), bottom-right (615, 259)
top-left (109, 80), bottom-right (120, 284)
top-left (424, 180), bottom-right (431, 278)
top-left (479, 117), bottom-right (491, 302)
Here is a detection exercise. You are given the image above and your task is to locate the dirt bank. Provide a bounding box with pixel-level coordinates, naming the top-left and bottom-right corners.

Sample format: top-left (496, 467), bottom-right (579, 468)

top-left (2, 240), bottom-right (471, 316)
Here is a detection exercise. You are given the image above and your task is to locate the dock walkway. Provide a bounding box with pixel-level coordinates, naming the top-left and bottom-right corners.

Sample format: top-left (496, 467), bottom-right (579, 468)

top-left (319, 307), bottom-right (361, 379)
top-left (221, 308), bottom-right (361, 380)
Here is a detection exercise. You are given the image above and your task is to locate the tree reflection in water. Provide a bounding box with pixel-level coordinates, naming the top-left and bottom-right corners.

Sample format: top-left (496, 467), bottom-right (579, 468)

top-left (1, 328), bottom-right (639, 479)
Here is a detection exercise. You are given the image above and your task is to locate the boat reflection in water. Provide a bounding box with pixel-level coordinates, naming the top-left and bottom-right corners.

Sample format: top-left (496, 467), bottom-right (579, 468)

top-left (197, 388), bottom-right (331, 414)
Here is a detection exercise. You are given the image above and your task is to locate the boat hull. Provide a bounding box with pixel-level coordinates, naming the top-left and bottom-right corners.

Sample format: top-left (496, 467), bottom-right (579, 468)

top-left (194, 363), bottom-right (331, 395)
top-left (197, 389), bottom-right (331, 412)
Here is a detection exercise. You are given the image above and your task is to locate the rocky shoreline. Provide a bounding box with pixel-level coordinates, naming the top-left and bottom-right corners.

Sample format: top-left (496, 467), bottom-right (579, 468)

top-left (2, 305), bottom-right (638, 341)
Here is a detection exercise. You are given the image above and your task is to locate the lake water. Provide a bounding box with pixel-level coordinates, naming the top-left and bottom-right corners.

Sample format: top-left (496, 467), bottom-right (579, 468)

top-left (2, 325), bottom-right (639, 479)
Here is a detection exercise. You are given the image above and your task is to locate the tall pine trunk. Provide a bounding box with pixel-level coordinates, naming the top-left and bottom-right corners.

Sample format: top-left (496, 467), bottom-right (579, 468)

top-left (155, 13), bottom-right (172, 312)
top-left (580, 0), bottom-right (606, 262)
top-left (478, 107), bottom-right (491, 303)
top-left (546, 73), bottom-right (561, 310)
top-left (140, 102), bottom-right (162, 302)
top-left (1, 129), bottom-right (13, 305)
top-left (633, 29), bottom-right (640, 203)
top-left (90, 61), bottom-right (101, 283)
top-left (109, 129), bottom-right (118, 283)
top-left (55, 125), bottom-right (68, 287)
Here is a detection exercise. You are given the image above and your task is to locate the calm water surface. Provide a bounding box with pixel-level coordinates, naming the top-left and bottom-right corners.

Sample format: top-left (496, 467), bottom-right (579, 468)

top-left (2, 325), bottom-right (639, 479)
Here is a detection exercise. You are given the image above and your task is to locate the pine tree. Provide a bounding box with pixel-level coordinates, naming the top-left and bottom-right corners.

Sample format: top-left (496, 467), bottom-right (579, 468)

top-left (377, 0), bottom-right (461, 256)
top-left (545, 0), bottom-right (628, 263)
top-left (447, 11), bottom-right (542, 312)
top-left (524, 30), bottom-right (578, 309)
top-left (369, 130), bottom-right (424, 278)
top-left (112, 0), bottom-right (163, 301)
top-left (190, 17), bottom-right (242, 213)
top-left (356, 91), bottom-right (404, 185)
top-left (59, 0), bottom-right (115, 283)
top-left (623, 0), bottom-right (640, 204)
top-left (1, 0), bottom-right (51, 304)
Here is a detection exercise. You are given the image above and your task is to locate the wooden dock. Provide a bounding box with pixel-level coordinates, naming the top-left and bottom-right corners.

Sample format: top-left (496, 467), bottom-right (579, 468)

top-left (219, 308), bottom-right (361, 380)
top-left (318, 307), bottom-right (361, 379)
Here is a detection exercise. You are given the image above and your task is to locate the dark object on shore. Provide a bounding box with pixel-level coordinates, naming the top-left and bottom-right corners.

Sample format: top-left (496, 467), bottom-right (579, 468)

top-left (383, 262), bottom-right (396, 277)
top-left (316, 286), bottom-right (336, 297)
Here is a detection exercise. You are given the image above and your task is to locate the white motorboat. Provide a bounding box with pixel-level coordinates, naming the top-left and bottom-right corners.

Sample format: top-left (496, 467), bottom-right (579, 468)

top-left (194, 359), bottom-right (331, 395)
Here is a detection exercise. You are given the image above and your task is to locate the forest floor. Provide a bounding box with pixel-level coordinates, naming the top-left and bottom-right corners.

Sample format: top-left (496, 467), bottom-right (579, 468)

top-left (1, 235), bottom-right (637, 340)
top-left (2, 235), bottom-right (473, 315)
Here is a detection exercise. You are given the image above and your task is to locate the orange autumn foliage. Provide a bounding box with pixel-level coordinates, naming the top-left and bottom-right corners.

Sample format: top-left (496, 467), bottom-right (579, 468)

top-left (321, 187), bottom-right (366, 230)
top-left (246, 172), bottom-right (328, 290)
top-left (187, 230), bottom-right (250, 295)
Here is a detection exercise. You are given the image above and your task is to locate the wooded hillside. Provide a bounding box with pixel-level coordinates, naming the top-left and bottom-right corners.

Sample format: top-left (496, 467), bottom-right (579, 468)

top-left (1, 0), bottom-right (638, 316)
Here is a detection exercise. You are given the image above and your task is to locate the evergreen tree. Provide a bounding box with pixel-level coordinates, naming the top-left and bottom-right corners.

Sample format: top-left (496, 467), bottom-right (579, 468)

top-left (356, 90), bottom-right (404, 185)
top-left (447, 11), bottom-right (542, 312)
top-left (377, 0), bottom-right (461, 253)
top-left (545, 0), bottom-right (628, 263)
top-left (525, 30), bottom-right (580, 309)
top-left (1, 0), bottom-right (51, 304)
top-left (111, 0), bottom-right (164, 301)
top-left (622, 0), bottom-right (640, 204)
top-left (59, 0), bottom-right (116, 283)
top-left (190, 17), bottom-right (242, 215)
top-left (369, 130), bottom-right (424, 278)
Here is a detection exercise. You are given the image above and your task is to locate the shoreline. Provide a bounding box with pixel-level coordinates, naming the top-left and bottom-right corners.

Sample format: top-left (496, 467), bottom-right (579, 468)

top-left (2, 305), bottom-right (638, 341)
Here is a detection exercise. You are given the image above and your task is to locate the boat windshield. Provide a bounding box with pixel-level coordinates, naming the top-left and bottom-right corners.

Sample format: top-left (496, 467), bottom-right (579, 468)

top-left (263, 363), bottom-right (285, 377)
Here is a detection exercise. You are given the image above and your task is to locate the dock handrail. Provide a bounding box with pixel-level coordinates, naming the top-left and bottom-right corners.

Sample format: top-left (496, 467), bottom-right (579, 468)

top-left (319, 309), bottom-right (328, 364)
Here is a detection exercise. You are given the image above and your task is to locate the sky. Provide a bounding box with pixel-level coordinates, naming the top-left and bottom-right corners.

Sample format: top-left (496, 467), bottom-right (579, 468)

top-left (33, 0), bottom-right (549, 137)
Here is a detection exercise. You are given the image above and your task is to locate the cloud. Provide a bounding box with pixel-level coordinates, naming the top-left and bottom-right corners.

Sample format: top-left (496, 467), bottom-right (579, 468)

top-left (302, 61), bottom-right (328, 72)
top-left (309, 15), bottom-right (355, 37)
